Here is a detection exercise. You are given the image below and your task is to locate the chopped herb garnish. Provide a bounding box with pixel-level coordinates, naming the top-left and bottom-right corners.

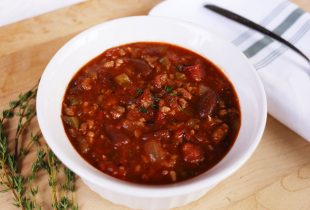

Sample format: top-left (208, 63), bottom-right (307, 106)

top-left (164, 85), bottom-right (173, 93)
top-left (139, 106), bottom-right (148, 113)
top-left (151, 104), bottom-right (158, 110)
top-left (136, 88), bottom-right (144, 97)
top-left (175, 72), bottom-right (187, 81)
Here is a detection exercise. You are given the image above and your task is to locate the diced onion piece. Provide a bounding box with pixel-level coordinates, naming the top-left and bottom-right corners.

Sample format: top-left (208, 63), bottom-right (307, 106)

top-left (67, 97), bottom-right (80, 106)
top-left (144, 141), bottom-right (166, 162)
top-left (63, 116), bottom-right (80, 129)
top-left (199, 85), bottom-right (208, 95)
top-left (159, 57), bottom-right (171, 69)
top-left (175, 72), bottom-right (186, 81)
top-left (198, 90), bottom-right (217, 118)
top-left (114, 73), bottom-right (132, 86)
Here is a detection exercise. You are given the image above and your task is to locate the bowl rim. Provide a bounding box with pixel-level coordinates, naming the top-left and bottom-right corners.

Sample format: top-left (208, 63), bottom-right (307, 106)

top-left (36, 15), bottom-right (267, 197)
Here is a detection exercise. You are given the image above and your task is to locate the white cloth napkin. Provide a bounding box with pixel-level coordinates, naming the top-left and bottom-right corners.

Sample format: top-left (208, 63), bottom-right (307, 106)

top-left (0, 0), bottom-right (84, 27)
top-left (149, 0), bottom-right (310, 142)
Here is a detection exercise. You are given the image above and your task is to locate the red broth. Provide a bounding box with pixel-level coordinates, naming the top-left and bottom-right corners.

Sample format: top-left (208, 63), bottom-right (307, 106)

top-left (62, 42), bottom-right (241, 185)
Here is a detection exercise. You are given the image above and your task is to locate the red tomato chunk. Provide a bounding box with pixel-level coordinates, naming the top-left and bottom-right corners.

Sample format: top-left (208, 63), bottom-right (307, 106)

top-left (62, 42), bottom-right (241, 185)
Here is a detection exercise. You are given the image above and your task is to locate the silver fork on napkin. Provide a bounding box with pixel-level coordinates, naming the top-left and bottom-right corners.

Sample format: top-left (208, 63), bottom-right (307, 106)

top-left (204, 4), bottom-right (310, 65)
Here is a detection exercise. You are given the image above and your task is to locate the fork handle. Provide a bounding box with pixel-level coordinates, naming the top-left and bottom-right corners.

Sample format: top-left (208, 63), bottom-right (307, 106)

top-left (204, 4), bottom-right (310, 63)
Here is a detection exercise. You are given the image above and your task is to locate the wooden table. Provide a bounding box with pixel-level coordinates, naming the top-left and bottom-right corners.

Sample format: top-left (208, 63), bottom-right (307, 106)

top-left (0, 0), bottom-right (309, 209)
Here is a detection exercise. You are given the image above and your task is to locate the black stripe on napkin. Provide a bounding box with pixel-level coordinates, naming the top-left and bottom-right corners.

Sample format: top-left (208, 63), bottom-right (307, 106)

top-left (243, 8), bottom-right (304, 58)
top-left (232, 0), bottom-right (289, 46)
top-left (254, 20), bottom-right (310, 70)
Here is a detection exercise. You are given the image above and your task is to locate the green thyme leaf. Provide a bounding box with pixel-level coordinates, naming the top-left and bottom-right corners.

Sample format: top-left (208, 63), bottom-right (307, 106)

top-left (0, 83), bottom-right (78, 210)
top-left (164, 85), bottom-right (173, 93)
top-left (139, 106), bottom-right (148, 113)
top-left (3, 110), bottom-right (14, 118)
top-left (151, 104), bottom-right (158, 110)
top-left (9, 101), bottom-right (19, 109)
top-left (136, 88), bottom-right (144, 97)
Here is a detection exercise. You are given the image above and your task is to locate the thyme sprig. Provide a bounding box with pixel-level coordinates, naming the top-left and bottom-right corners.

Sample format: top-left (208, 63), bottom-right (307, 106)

top-left (0, 84), bottom-right (78, 210)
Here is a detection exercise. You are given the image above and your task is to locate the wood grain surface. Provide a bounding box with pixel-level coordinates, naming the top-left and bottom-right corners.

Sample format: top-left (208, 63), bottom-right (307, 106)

top-left (0, 0), bottom-right (309, 209)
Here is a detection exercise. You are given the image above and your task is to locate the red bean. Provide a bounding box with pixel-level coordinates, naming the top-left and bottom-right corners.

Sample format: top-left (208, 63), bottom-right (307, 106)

top-left (105, 126), bottom-right (129, 147)
top-left (198, 90), bottom-right (218, 118)
top-left (124, 58), bottom-right (152, 77)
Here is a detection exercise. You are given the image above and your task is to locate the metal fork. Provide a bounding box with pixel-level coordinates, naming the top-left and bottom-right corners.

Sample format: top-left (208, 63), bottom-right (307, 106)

top-left (204, 4), bottom-right (310, 64)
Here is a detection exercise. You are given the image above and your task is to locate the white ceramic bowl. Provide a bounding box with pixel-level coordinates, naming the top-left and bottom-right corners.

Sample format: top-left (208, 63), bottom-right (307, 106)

top-left (37, 16), bottom-right (267, 210)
